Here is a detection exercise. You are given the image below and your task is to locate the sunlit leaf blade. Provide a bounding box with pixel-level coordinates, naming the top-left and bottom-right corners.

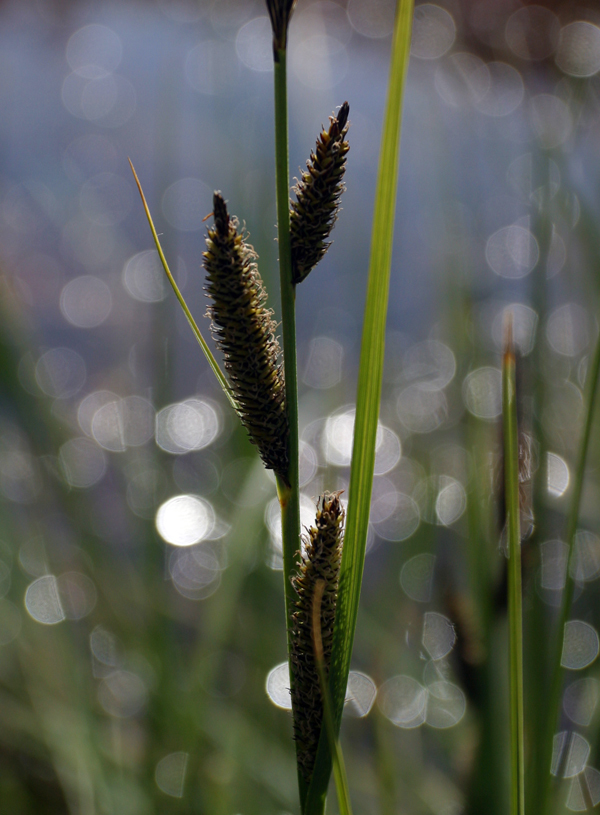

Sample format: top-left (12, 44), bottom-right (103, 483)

top-left (128, 158), bottom-right (238, 412)
top-left (502, 322), bottom-right (525, 815)
top-left (304, 1), bottom-right (414, 811)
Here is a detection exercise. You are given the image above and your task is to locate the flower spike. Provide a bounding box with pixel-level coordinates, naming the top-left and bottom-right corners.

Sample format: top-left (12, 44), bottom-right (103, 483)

top-left (203, 192), bottom-right (289, 480)
top-left (290, 102), bottom-right (350, 285)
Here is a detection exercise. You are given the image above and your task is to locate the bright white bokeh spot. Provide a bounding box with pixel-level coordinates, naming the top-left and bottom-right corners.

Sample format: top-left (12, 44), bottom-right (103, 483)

top-left (324, 409), bottom-right (393, 467)
top-left (123, 250), bottom-right (168, 303)
top-left (0, 600), bottom-right (21, 646)
top-left (486, 225), bottom-right (539, 279)
top-left (185, 40), bottom-right (239, 95)
top-left (547, 453), bottom-right (569, 498)
top-left (266, 662), bottom-right (292, 710)
top-left (299, 441), bottom-right (318, 488)
top-left (426, 681), bottom-right (466, 729)
top-left (36, 348), bottom-right (86, 399)
top-left (60, 437), bottom-right (107, 488)
top-left (556, 22), bottom-right (600, 78)
top-left (474, 62), bottom-right (524, 117)
top-left (378, 675), bottom-right (427, 728)
top-left (347, 0), bottom-right (395, 38)
top-left (561, 621), bottom-right (599, 670)
top-left (547, 304), bottom-right (590, 357)
top-left (564, 678), bottom-right (600, 727)
top-left (25, 576), bottom-right (65, 625)
top-left (463, 367), bottom-right (502, 420)
top-left (156, 400), bottom-right (220, 454)
top-left (492, 303), bottom-right (538, 356)
top-left (423, 612), bottom-right (456, 661)
top-left (155, 752), bottom-right (189, 798)
top-left (566, 766), bottom-right (600, 811)
top-left (78, 390), bottom-right (119, 436)
top-left (98, 670), bottom-right (148, 718)
top-left (374, 427), bottom-right (402, 475)
top-left (161, 178), bottom-right (212, 232)
top-left (411, 5), bottom-right (455, 60)
top-left (236, 17), bottom-right (273, 72)
top-left (552, 731), bottom-right (591, 778)
top-left (60, 276), bottom-right (112, 328)
top-left (66, 24), bottom-right (122, 79)
top-left (401, 553), bottom-right (436, 603)
top-left (344, 672), bottom-right (377, 718)
top-left (156, 495), bottom-right (215, 547)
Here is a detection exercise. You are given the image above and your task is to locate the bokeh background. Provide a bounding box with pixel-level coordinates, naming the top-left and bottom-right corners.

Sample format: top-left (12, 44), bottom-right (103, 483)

top-left (2, 0), bottom-right (600, 812)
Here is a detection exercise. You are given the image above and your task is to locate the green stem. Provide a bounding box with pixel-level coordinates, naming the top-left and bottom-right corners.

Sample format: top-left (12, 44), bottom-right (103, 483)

top-left (540, 318), bottom-right (600, 815)
top-left (272, 46), bottom-right (303, 805)
top-left (503, 341), bottom-right (525, 815)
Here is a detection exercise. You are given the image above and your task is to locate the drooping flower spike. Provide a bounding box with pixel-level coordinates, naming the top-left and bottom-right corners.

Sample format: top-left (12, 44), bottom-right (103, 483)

top-left (290, 102), bottom-right (350, 285)
top-left (203, 192), bottom-right (289, 481)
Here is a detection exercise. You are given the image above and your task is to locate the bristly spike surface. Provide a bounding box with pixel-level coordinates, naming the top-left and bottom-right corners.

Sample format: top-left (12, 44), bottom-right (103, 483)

top-left (203, 192), bottom-right (289, 480)
top-left (290, 492), bottom-right (345, 785)
top-left (290, 102), bottom-right (350, 285)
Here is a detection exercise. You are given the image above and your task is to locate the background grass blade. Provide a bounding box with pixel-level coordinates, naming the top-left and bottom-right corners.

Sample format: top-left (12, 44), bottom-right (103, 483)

top-left (502, 324), bottom-right (525, 815)
top-left (538, 301), bottom-right (600, 815)
top-left (304, 1), bottom-right (414, 811)
top-left (129, 159), bottom-right (237, 412)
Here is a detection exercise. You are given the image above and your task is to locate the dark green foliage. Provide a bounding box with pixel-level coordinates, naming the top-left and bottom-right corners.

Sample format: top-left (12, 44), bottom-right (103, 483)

top-left (290, 103), bottom-right (350, 285)
top-left (290, 492), bottom-right (344, 784)
top-left (203, 192), bottom-right (289, 480)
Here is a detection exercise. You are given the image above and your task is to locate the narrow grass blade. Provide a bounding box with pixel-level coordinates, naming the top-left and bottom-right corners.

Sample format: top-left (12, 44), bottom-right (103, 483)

top-left (312, 580), bottom-right (353, 815)
top-left (128, 159), bottom-right (237, 412)
top-left (304, 1), bottom-right (414, 811)
top-left (502, 320), bottom-right (525, 815)
top-left (538, 309), bottom-right (600, 815)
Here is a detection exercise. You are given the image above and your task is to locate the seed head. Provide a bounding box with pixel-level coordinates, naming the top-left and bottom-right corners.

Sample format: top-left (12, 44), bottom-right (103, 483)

top-left (203, 192), bottom-right (289, 480)
top-left (290, 492), bottom-right (344, 784)
top-left (265, 0), bottom-right (297, 52)
top-left (290, 102), bottom-right (350, 285)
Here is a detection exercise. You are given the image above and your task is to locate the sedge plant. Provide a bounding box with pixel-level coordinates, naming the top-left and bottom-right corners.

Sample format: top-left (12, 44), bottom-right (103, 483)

top-left (131, 0), bottom-right (414, 811)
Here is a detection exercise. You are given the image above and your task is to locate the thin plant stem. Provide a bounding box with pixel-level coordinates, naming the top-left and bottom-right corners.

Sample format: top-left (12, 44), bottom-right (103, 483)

top-left (128, 159), bottom-right (237, 412)
top-left (272, 45), bottom-right (303, 803)
top-left (304, 0), bottom-right (413, 810)
top-left (312, 580), bottom-right (353, 815)
top-left (503, 322), bottom-right (525, 815)
top-left (540, 316), bottom-right (600, 815)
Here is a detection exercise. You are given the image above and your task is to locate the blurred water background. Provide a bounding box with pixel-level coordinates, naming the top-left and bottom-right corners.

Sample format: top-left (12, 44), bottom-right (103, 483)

top-left (1, 0), bottom-right (600, 813)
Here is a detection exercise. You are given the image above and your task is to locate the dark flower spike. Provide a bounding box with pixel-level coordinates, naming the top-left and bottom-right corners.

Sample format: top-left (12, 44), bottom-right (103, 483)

top-left (203, 192), bottom-right (289, 480)
top-left (290, 102), bottom-right (350, 286)
top-left (265, 0), bottom-right (297, 53)
top-left (290, 492), bottom-right (344, 785)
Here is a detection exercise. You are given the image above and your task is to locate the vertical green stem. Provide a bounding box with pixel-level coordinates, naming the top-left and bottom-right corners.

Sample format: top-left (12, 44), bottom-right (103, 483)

top-left (272, 45), bottom-right (303, 802)
top-left (539, 319), bottom-right (600, 815)
top-left (503, 339), bottom-right (525, 815)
